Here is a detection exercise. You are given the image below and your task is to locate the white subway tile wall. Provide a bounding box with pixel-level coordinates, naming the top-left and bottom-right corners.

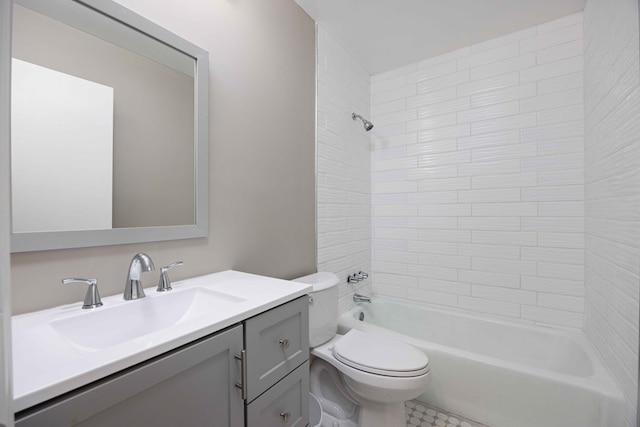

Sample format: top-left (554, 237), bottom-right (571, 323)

top-left (584, 0), bottom-right (640, 425)
top-left (370, 13), bottom-right (586, 328)
top-left (317, 26), bottom-right (372, 313)
top-left (318, 9), bottom-right (638, 423)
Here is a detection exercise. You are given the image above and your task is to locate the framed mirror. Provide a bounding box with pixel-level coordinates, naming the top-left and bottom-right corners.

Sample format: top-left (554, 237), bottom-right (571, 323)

top-left (10, 0), bottom-right (208, 252)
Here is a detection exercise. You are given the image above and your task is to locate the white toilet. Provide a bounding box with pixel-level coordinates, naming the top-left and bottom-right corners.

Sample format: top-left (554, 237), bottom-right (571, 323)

top-left (294, 272), bottom-right (431, 427)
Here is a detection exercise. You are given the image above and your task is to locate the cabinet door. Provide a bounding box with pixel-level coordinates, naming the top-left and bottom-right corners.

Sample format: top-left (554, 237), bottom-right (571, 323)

top-left (245, 296), bottom-right (309, 402)
top-left (246, 361), bottom-right (309, 427)
top-left (16, 325), bottom-right (244, 427)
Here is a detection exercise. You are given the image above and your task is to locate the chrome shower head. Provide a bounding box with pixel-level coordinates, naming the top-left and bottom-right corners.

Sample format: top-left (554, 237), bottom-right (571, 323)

top-left (352, 113), bottom-right (374, 132)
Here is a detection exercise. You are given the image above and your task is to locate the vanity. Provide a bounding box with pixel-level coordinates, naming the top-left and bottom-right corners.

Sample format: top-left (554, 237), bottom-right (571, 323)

top-left (12, 271), bottom-right (312, 427)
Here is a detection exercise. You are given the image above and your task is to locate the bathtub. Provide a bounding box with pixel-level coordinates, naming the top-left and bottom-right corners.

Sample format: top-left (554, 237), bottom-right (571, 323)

top-left (338, 298), bottom-right (625, 427)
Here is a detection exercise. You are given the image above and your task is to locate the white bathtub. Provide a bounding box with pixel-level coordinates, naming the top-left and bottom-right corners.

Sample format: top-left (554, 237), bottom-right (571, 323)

top-left (338, 298), bottom-right (625, 427)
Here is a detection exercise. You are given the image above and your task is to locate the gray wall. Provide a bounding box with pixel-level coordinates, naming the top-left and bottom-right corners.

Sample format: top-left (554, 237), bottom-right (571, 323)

top-left (10, 0), bottom-right (317, 314)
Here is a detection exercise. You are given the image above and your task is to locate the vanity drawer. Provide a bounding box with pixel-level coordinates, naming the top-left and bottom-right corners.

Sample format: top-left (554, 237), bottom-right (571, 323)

top-left (244, 295), bottom-right (309, 401)
top-left (246, 361), bottom-right (309, 427)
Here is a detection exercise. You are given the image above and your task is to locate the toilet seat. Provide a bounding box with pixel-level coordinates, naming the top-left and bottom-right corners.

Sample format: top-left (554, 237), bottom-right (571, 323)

top-left (332, 330), bottom-right (429, 377)
top-left (312, 333), bottom-right (432, 408)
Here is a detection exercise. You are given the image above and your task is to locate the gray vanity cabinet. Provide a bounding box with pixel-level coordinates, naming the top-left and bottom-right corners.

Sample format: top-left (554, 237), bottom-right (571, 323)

top-left (14, 296), bottom-right (310, 427)
top-left (244, 295), bottom-right (309, 402)
top-left (243, 296), bottom-right (310, 426)
top-left (246, 361), bottom-right (309, 427)
top-left (15, 325), bottom-right (244, 427)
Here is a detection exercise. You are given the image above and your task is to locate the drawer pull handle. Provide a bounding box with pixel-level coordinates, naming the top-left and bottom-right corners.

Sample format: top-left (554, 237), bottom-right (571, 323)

top-left (280, 412), bottom-right (291, 422)
top-left (279, 339), bottom-right (290, 349)
top-left (234, 350), bottom-right (247, 400)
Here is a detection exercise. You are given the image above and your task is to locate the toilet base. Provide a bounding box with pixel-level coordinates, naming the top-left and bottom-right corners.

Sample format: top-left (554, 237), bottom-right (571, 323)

top-left (359, 401), bottom-right (406, 427)
top-left (310, 335), bottom-right (429, 427)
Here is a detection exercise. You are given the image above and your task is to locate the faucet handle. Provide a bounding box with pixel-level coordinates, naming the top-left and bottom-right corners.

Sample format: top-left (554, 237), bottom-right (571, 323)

top-left (157, 261), bottom-right (184, 292)
top-left (62, 278), bottom-right (103, 309)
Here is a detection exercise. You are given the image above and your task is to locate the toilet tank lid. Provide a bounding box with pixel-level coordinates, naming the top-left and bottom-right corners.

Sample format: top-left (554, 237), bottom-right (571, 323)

top-left (292, 272), bottom-right (339, 291)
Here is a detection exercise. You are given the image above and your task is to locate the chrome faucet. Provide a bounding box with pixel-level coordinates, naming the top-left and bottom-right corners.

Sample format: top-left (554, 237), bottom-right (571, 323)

top-left (347, 271), bottom-right (369, 284)
top-left (353, 293), bottom-right (371, 303)
top-left (124, 253), bottom-right (155, 300)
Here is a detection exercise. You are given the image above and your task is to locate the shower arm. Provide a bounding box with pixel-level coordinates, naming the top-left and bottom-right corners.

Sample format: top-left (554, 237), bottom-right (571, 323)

top-left (351, 112), bottom-right (374, 131)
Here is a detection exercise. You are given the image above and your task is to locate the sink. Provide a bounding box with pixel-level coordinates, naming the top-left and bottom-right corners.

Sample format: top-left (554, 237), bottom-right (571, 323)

top-left (50, 287), bottom-right (246, 350)
top-left (13, 270), bottom-right (313, 413)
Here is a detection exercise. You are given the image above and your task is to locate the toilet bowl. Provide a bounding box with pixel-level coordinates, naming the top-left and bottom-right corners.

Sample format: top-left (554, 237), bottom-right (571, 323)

top-left (294, 272), bottom-right (431, 427)
top-left (311, 331), bottom-right (430, 427)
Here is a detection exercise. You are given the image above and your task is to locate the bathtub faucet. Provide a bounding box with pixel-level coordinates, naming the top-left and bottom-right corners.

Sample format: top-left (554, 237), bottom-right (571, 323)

top-left (347, 271), bottom-right (369, 284)
top-left (353, 293), bottom-right (371, 303)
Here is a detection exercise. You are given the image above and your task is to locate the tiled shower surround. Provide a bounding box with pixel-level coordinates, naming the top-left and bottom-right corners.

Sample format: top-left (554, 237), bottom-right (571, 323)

top-left (370, 13), bottom-right (586, 328)
top-left (316, 26), bottom-right (372, 313)
top-left (316, 4), bottom-right (639, 425)
top-left (584, 0), bottom-right (640, 424)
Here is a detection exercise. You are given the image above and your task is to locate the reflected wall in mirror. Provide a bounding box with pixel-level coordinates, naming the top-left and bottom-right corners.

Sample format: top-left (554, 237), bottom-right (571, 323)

top-left (10, 0), bottom-right (208, 252)
top-left (12, 58), bottom-right (115, 233)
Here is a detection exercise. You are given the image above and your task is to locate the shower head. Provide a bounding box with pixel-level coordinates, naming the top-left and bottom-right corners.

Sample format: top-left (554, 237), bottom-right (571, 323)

top-left (352, 113), bottom-right (374, 132)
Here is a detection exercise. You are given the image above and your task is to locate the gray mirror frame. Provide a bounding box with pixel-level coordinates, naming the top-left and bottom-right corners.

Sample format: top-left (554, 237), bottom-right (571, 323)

top-left (0, 1), bottom-right (13, 425)
top-left (10, 0), bottom-right (209, 253)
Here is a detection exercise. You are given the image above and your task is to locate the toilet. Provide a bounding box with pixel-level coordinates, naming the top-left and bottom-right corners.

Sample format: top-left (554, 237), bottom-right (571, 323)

top-left (294, 272), bottom-right (431, 427)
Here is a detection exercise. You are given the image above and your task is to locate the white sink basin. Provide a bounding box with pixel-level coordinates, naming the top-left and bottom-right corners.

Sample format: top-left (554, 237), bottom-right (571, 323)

top-left (50, 287), bottom-right (245, 350)
top-left (12, 270), bottom-right (312, 413)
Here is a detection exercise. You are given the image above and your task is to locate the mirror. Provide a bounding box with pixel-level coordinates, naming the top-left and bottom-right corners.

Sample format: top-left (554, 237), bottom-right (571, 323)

top-left (10, 0), bottom-right (208, 252)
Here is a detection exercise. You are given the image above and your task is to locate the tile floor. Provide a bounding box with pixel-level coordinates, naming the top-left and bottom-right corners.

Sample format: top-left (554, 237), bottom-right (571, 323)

top-left (405, 400), bottom-right (490, 427)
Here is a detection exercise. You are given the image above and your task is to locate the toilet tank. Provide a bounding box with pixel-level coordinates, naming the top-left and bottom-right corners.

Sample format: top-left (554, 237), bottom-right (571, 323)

top-left (293, 272), bottom-right (339, 347)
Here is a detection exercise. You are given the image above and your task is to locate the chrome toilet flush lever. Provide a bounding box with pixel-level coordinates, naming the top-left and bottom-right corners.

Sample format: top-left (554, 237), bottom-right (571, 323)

top-left (62, 278), bottom-right (103, 309)
top-left (157, 261), bottom-right (184, 292)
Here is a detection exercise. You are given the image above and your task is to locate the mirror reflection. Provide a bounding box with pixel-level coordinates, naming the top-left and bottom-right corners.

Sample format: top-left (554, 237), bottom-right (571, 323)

top-left (11, 3), bottom-right (196, 234)
top-left (12, 58), bottom-right (115, 233)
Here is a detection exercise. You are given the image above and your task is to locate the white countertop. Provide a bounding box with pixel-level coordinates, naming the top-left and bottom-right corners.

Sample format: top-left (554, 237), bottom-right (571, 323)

top-left (12, 270), bottom-right (312, 412)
